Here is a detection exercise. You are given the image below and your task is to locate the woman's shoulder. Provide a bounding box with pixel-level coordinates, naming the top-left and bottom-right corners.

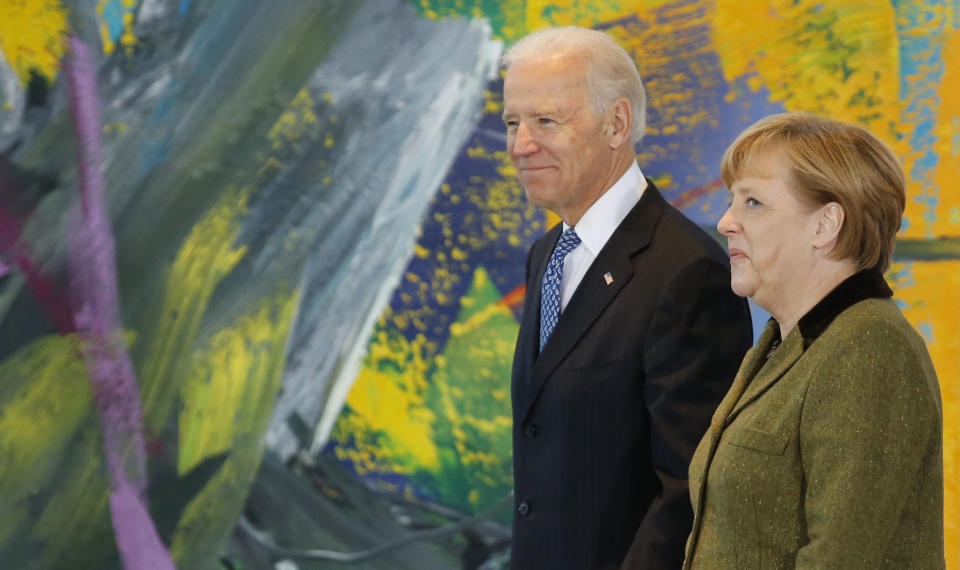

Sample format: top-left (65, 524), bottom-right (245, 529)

top-left (808, 297), bottom-right (940, 400)
top-left (822, 297), bottom-right (925, 350)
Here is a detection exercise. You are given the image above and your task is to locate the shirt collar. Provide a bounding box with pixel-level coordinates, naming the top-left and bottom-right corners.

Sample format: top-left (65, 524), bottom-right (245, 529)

top-left (795, 267), bottom-right (893, 345)
top-left (563, 161), bottom-right (647, 256)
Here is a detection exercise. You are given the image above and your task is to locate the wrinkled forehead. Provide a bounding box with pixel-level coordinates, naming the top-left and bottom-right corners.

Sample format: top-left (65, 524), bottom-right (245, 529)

top-left (503, 52), bottom-right (591, 99)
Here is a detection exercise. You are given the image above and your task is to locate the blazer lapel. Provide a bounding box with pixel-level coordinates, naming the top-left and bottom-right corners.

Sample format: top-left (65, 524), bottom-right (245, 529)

top-left (520, 181), bottom-right (666, 422)
top-left (725, 324), bottom-right (804, 423)
top-left (707, 321), bottom-right (778, 431)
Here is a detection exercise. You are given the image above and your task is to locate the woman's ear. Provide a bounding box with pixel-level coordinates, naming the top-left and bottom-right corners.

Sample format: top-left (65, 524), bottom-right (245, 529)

top-left (813, 202), bottom-right (845, 251)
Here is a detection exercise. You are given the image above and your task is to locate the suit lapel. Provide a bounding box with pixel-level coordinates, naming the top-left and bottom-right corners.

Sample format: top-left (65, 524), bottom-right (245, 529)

top-left (520, 181), bottom-right (666, 422)
top-left (520, 225), bottom-right (560, 361)
top-left (529, 245), bottom-right (634, 382)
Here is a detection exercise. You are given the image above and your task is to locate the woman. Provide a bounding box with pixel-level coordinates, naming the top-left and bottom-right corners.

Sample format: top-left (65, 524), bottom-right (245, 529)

top-left (683, 112), bottom-right (944, 569)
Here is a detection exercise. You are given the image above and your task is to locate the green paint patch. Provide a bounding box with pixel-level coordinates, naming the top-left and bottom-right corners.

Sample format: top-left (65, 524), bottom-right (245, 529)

top-left (336, 265), bottom-right (516, 517)
top-left (0, 335), bottom-right (92, 532)
top-left (0, 336), bottom-right (117, 566)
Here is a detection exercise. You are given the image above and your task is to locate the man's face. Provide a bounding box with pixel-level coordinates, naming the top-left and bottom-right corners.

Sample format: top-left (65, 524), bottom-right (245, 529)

top-left (502, 55), bottom-right (615, 224)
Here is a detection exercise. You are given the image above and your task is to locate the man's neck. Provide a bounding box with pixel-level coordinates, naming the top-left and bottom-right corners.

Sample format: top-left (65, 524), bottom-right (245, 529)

top-left (562, 149), bottom-right (637, 226)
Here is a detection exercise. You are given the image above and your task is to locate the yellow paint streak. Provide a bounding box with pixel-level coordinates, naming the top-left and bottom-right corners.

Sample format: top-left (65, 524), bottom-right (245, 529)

top-left (711, 1), bottom-right (905, 148)
top-left (99, 22), bottom-right (115, 56)
top-left (267, 88), bottom-right (319, 154)
top-left (601, 1), bottom-right (728, 171)
top-left (0, 0), bottom-right (68, 84)
top-left (177, 289), bottom-right (300, 474)
top-left (140, 188), bottom-right (249, 436)
top-left (932, 29), bottom-right (960, 239)
top-left (524, 0), bottom-right (673, 35)
top-left (0, 335), bottom-right (91, 545)
top-left (96, 0), bottom-right (139, 56)
top-left (171, 289), bottom-right (300, 560)
top-left (119, 9), bottom-right (137, 55)
top-left (483, 88), bottom-right (503, 116)
top-left (890, 260), bottom-right (960, 567)
top-left (343, 331), bottom-right (439, 472)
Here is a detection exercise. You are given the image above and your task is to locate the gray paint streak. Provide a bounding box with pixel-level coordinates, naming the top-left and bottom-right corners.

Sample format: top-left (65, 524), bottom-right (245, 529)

top-left (0, 48), bottom-right (24, 152)
top-left (260, 1), bottom-right (502, 458)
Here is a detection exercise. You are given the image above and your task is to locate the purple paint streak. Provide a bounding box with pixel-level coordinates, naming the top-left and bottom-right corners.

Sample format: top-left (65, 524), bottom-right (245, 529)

top-left (65, 37), bottom-right (176, 570)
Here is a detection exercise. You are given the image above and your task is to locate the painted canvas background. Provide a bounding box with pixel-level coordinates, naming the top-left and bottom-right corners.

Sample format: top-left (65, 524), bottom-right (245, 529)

top-left (0, 0), bottom-right (957, 568)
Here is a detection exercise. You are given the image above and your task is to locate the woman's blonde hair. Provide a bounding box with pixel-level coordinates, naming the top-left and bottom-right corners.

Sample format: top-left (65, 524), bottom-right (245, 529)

top-left (722, 112), bottom-right (905, 271)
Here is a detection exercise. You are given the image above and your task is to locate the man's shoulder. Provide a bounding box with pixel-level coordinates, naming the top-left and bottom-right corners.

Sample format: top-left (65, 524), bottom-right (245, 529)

top-left (646, 202), bottom-right (728, 264)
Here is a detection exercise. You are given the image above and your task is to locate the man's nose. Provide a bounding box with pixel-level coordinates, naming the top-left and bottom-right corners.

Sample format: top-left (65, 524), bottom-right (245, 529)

top-left (511, 122), bottom-right (538, 156)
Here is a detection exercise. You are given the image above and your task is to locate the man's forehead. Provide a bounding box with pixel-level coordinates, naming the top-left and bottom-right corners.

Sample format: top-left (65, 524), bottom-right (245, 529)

top-left (504, 62), bottom-right (589, 106)
top-left (506, 51), bottom-right (587, 78)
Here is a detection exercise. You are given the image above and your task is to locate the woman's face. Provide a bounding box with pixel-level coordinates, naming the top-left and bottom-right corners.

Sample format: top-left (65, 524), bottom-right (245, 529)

top-left (717, 153), bottom-right (821, 313)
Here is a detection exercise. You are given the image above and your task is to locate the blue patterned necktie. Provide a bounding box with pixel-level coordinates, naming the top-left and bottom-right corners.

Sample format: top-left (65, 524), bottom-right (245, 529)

top-left (540, 227), bottom-right (581, 352)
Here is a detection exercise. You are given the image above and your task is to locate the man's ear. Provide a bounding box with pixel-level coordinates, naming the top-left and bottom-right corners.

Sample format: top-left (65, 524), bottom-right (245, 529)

top-left (606, 97), bottom-right (632, 149)
top-left (813, 202), bottom-right (845, 251)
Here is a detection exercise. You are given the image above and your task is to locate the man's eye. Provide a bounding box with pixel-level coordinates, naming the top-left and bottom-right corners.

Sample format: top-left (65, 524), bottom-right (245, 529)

top-left (537, 117), bottom-right (555, 125)
top-left (504, 120), bottom-right (518, 129)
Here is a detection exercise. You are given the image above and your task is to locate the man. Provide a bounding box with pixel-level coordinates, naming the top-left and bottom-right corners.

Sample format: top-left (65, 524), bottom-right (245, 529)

top-left (502, 27), bottom-right (753, 569)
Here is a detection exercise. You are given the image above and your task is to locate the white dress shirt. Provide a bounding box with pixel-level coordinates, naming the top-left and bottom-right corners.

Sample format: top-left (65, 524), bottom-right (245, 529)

top-left (560, 161), bottom-right (648, 310)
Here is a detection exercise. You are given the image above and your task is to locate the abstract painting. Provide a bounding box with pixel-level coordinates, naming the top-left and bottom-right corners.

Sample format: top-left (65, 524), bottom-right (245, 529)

top-left (0, 0), bottom-right (957, 568)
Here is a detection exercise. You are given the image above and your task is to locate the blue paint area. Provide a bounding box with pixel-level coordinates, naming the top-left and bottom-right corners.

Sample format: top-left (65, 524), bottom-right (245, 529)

top-left (919, 322), bottom-right (934, 344)
top-left (138, 88), bottom-right (180, 175)
top-left (597, 3), bottom-right (785, 226)
top-left (384, 75), bottom-right (539, 347)
top-left (893, 0), bottom-right (949, 235)
top-left (138, 139), bottom-right (170, 174)
top-left (180, 0), bottom-right (193, 15)
top-left (747, 298), bottom-right (772, 344)
top-left (101, 0), bottom-right (127, 43)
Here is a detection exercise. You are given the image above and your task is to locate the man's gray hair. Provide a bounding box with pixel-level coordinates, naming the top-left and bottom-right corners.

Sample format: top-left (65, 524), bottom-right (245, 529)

top-left (501, 26), bottom-right (647, 144)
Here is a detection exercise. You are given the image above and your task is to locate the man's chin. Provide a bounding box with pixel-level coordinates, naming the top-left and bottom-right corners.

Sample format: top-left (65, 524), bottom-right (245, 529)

top-left (522, 187), bottom-right (553, 208)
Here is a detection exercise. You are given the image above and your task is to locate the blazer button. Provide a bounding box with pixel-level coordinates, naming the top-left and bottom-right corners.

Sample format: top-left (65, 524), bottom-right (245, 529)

top-left (524, 424), bottom-right (537, 438)
top-left (518, 501), bottom-right (531, 517)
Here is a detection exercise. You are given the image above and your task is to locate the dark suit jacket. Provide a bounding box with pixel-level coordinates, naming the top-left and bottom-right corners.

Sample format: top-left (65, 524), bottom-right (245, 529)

top-left (510, 181), bottom-right (753, 569)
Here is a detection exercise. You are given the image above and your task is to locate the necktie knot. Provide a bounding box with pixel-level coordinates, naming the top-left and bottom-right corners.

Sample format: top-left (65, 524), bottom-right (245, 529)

top-left (540, 228), bottom-right (581, 352)
top-left (555, 228), bottom-right (581, 255)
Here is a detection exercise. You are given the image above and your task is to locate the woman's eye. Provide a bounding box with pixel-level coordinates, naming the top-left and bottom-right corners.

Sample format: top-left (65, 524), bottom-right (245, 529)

top-left (746, 197), bottom-right (761, 207)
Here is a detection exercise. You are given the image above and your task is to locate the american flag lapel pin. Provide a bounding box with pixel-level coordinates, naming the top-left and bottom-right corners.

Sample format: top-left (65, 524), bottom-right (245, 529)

top-left (603, 272), bottom-right (614, 285)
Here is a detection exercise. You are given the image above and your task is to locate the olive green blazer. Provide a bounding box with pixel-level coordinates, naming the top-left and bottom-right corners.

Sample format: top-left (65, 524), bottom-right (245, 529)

top-left (684, 297), bottom-right (944, 569)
